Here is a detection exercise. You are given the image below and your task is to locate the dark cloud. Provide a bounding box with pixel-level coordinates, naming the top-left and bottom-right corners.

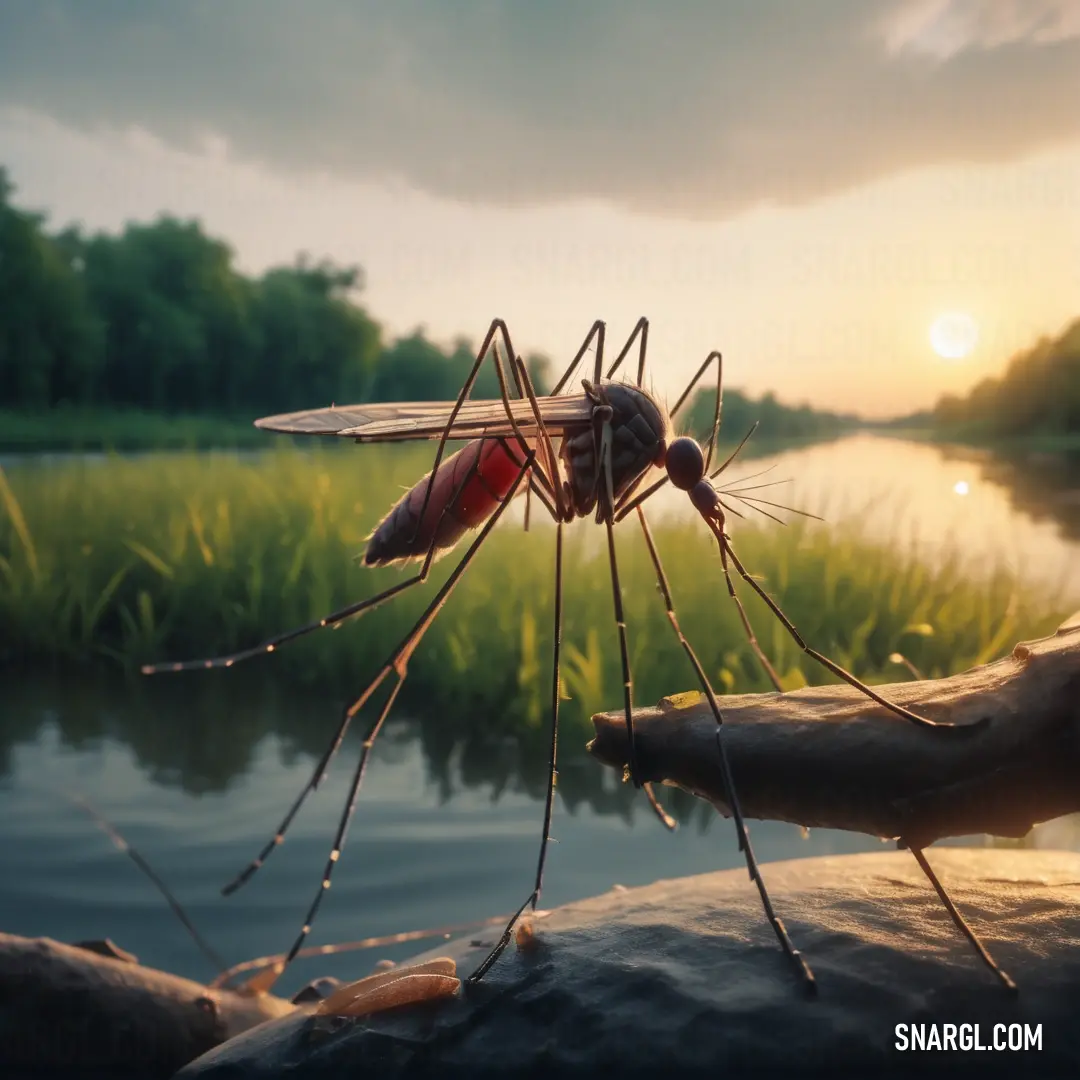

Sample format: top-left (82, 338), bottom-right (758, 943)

top-left (1, 0), bottom-right (1079, 219)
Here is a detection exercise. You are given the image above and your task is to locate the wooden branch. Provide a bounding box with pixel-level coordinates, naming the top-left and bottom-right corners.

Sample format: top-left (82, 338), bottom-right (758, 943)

top-left (0, 933), bottom-right (296, 1078)
top-left (588, 619), bottom-right (1080, 847)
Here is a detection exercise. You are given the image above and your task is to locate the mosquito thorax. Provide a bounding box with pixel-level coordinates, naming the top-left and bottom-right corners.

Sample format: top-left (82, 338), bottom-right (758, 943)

top-left (666, 437), bottom-right (704, 491)
top-left (562, 381), bottom-right (669, 518)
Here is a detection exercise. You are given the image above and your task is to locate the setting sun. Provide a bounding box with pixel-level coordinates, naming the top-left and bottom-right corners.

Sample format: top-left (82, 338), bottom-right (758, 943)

top-left (930, 312), bottom-right (979, 360)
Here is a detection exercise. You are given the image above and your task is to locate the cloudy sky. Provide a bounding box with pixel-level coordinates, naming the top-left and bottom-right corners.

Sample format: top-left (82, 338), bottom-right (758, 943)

top-left (3, 0), bottom-right (1079, 415)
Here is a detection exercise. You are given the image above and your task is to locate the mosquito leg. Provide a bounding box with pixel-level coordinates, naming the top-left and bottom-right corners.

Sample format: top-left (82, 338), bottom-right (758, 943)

top-left (500, 439), bottom-right (557, 525)
top-left (526, 477), bottom-right (558, 522)
top-left (708, 422), bottom-right (760, 482)
top-left (500, 344), bottom-right (549, 528)
top-left (271, 675), bottom-right (404, 983)
top-left (603, 316), bottom-right (649, 384)
top-left (532, 520), bottom-right (564, 907)
top-left (720, 538), bottom-right (987, 733)
top-left (718, 491), bottom-right (842, 692)
top-left (412, 319), bottom-right (560, 546)
top-left (505, 352), bottom-right (564, 519)
top-left (258, 460), bottom-right (535, 988)
top-left (221, 343), bottom-right (571, 893)
top-left (596, 424), bottom-right (676, 829)
top-left (70, 794), bottom-right (228, 976)
top-left (714, 546), bottom-right (786, 694)
top-left (608, 321), bottom-right (690, 828)
top-left (141, 575), bottom-right (428, 674)
top-left (672, 351), bottom-right (724, 470)
top-left (145, 323), bottom-right (541, 676)
top-left (550, 320), bottom-right (606, 396)
top-left (602, 484), bottom-right (677, 831)
top-left (907, 844), bottom-right (1016, 992)
top-left (717, 540), bottom-right (989, 734)
top-left (602, 426), bottom-right (636, 786)
top-left (634, 506), bottom-right (815, 991)
top-left (221, 447), bottom-right (534, 896)
top-left (614, 348), bottom-right (726, 523)
top-left (467, 521), bottom-right (566, 983)
top-left (272, 343), bottom-right (566, 946)
top-left (409, 318), bottom-right (511, 547)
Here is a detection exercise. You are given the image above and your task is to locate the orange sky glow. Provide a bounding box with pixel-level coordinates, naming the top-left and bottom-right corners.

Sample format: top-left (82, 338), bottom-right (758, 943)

top-left (2, 2), bottom-right (1078, 418)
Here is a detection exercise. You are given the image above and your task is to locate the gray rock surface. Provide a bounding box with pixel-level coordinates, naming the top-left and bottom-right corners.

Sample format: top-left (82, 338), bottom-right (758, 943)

top-left (177, 848), bottom-right (1080, 1079)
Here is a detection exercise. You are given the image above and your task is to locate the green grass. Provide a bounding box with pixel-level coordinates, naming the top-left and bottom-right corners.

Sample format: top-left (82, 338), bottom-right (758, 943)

top-left (0, 446), bottom-right (1067, 737)
top-left (0, 407), bottom-right (283, 452)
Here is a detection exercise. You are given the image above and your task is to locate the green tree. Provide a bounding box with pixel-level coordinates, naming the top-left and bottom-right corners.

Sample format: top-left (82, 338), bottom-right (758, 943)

top-left (252, 258), bottom-right (380, 412)
top-left (370, 330), bottom-right (552, 404)
top-left (932, 319), bottom-right (1080, 438)
top-left (80, 217), bottom-right (256, 410)
top-left (0, 169), bottom-right (102, 407)
top-left (682, 384), bottom-right (853, 442)
top-left (0, 164), bottom-right (557, 418)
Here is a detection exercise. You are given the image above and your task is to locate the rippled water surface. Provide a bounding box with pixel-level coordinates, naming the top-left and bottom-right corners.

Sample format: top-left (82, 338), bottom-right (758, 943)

top-left (2, 434), bottom-right (1078, 997)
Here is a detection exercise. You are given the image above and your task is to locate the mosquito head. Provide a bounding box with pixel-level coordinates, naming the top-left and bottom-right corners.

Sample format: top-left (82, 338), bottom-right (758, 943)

top-left (690, 479), bottom-right (722, 517)
top-left (666, 437), bottom-right (704, 491)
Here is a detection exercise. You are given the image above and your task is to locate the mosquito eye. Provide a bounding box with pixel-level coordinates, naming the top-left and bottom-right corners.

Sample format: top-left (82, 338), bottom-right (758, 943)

top-left (666, 437), bottom-right (704, 491)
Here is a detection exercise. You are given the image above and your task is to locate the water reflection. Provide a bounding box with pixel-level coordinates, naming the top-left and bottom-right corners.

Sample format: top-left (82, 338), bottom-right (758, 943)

top-left (4, 671), bottom-right (1079, 997)
top-left (971, 445), bottom-right (1080, 543)
top-left (0, 671), bottom-right (706, 825)
top-left (0, 674), bottom-right (839, 992)
top-left (707, 434), bottom-right (1080, 597)
top-left (3, 433), bottom-right (1080, 995)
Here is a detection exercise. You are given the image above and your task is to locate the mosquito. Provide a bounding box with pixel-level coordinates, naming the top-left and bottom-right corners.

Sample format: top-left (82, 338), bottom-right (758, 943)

top-left (142, 317), bottom-right (1006, 995)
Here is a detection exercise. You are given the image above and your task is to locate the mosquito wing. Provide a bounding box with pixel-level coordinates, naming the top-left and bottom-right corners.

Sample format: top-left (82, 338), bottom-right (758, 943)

top-left (255, 396), bottom-right (594, 442)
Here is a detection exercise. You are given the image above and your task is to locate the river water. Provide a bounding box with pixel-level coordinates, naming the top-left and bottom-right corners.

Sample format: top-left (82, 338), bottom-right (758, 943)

top-left (1, 434), bottom-right (1078, 996)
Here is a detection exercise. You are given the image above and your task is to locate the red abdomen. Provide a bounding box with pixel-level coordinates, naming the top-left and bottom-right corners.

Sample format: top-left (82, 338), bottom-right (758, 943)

top-left (364, 439), bottom-right (524, 567)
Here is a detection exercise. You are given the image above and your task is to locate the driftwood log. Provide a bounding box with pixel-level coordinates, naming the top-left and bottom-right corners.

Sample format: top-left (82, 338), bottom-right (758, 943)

top-left (0, 933), bottom-right (296, 1079)
top-left (589, 618), bottom-right (1080, 847)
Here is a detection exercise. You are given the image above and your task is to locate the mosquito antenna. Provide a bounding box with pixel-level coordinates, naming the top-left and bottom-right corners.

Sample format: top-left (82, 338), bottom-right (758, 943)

top-left (710, 422), bottom-right (759, 480)
top-left (719, 496), bottom-right (787, 527)
top-left (720, 478), bottom-right (793, 495)
top-left (717, 498), bottom-right (747, 520)
top-left (716, 463), bottom-right (781, 488)
top-left (727, 493), bottom-right (826, 522)
top-left (69, 794), bottom-right (228, 976)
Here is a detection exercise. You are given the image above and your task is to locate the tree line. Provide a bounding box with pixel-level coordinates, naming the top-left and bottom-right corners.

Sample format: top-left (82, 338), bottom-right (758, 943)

top-left (1, 163), bottom-right (861, 438)
top-left (932, 318), bottom-right (1080, 438)
top-left (682, 387), bottom-right (858, 443)
top-left (0, 167), bottom-right (550, 415)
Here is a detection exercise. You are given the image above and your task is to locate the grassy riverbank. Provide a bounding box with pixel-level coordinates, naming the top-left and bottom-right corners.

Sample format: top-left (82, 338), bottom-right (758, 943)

top-left (1, 446), bottom-right (1066, 733)
top-left (0, 407), bottom-right (280, 453)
